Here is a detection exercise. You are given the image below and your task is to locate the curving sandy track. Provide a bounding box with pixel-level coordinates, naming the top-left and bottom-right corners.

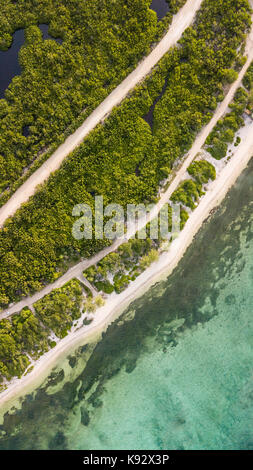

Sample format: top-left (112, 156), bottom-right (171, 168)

top-left (1, 17), bottom-right (253, 320)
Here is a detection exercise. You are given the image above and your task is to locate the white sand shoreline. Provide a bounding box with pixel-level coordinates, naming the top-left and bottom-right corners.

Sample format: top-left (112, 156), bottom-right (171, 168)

top-left (0, 129), bottom-right (252, 416)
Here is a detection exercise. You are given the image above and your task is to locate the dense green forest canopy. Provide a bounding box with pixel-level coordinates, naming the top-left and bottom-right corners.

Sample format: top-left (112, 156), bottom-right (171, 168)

top-left (0, 279), bottom-right (83, 383)
top-left (34, 279), bottom-right (83, 338)
top-left (0, 0), bottom-right (185, 195)
top-left (0, 307), bottom-right (51, 381)
top-left (0, 0), bottom-right (251, 308)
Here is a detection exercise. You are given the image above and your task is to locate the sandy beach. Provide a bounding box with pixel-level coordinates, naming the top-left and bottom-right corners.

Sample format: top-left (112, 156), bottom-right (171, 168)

top-left (0, 123), bottom-right (252, 414)
top-left (1, 0), bottom-right (253, 420)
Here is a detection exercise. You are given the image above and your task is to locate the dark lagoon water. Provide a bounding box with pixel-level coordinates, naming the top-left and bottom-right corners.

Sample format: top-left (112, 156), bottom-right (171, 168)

top-left (39, 24), bottom-right (63, 44)
top-left (0, 29), bottom-right (25, 99)
top-left (0, 158), bottom-right (253, 450)
top-left (143, 77), bottom-right (168, 129)
top-left (150, 0), bottom-right (170, 20)
top-left (0, 25), bottom-right (62, 99)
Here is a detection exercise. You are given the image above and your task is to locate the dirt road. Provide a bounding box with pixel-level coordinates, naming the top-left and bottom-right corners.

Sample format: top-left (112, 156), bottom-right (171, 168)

top-left (1, 2), bottom-right (253, 318)
top-left (0, 0), bottom-right (203, 227)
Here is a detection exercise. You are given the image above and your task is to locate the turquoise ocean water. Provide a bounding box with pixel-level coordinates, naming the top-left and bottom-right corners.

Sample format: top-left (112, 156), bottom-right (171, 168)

top-left (0, 159), bottom-right (253, 450)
